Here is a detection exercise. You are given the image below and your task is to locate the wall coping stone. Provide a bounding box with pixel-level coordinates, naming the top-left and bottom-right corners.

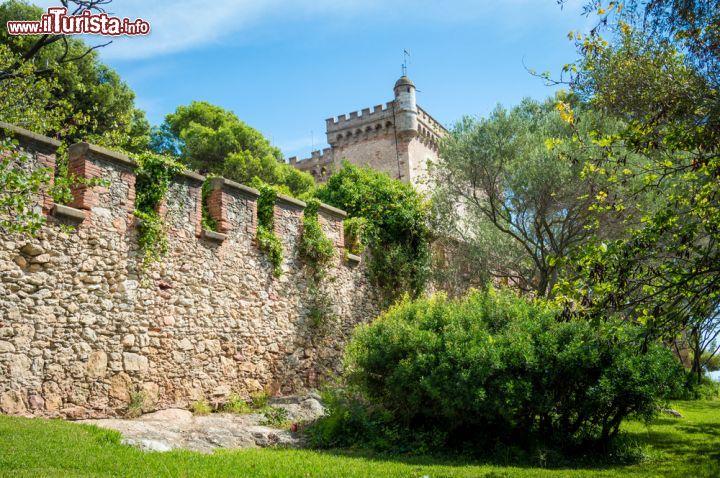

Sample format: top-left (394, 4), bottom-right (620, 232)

top-left (201, 229), bottom-right (227, 243)
top-left (318, 203), bottom-right (347, 218)
top-left (179, 170), bottom-right (205, 183)
top-left (69, 142), bottom-right (137, 169)
top-left (346, 253), bottom-right (361, 264)
top-left (276, 193), bottom-right (306, 209)
top-left (0, 121), bottom-right (61, 149)
top-left (209, 177), bottom-right (260, 198)
top-left (51, 204), bottom-right (86, 221)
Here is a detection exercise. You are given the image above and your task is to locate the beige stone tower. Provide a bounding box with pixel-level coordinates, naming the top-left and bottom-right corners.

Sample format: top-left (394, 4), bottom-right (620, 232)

top-left (289, 76), bottom-right (446, 192)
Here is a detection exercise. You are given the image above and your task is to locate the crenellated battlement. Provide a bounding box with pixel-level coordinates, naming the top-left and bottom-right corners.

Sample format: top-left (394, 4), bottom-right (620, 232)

top-left (326, 101), bottom-right (395, 129)
top-left (325, 101), bottom-right (398, 146)
top-left (416, 106), bottom-right (448, 151)
top-left (289, 147), bottom-right (335, 181)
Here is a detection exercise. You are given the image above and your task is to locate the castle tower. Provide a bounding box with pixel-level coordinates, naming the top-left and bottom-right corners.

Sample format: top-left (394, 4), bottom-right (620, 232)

top-left (393, 76), bottom-right (418, 140)
top-left (290, 75), bottom-right (446, 191)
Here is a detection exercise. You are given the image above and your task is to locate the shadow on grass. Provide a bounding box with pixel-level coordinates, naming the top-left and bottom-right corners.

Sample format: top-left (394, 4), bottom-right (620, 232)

top-left (291, 402), bottom-right (720, 473)
top-left (265, 437), bottom-right (646, 473)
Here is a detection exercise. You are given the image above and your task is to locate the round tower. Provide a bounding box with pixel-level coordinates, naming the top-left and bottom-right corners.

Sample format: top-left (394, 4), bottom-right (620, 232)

top-left (393, 76), bottom-right (418, 139)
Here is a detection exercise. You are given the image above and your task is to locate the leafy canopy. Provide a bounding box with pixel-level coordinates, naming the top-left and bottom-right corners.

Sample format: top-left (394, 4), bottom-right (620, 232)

top-left (433, 95), bottom-right (635, 297)
top-left (153, 101), bottom-right (314, 197)
top-left (0, 0), bottom-right (151, 152)
top-left (552, 1), bottom-right (720, 375)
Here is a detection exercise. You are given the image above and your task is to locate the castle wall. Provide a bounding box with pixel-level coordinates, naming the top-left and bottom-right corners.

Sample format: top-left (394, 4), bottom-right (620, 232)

top-left (332, 133), bottom-right (410, 182)
top-left (0, 124), bottom-right (378, 419)
top-left (407, 135), bottom-right (441, 194)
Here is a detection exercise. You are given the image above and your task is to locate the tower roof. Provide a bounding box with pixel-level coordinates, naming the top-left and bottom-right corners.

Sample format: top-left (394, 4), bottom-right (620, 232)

top-left (394, 76), bottom-right (415, 89)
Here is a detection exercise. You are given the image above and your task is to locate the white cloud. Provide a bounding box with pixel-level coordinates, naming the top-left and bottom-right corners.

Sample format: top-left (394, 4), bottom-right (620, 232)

top-left (31, 0), bottom-right (587, 60)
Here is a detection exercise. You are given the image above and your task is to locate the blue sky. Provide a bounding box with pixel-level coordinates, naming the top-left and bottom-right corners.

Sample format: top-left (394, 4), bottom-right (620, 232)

top-left (37, 0), bottom-right (592, 159)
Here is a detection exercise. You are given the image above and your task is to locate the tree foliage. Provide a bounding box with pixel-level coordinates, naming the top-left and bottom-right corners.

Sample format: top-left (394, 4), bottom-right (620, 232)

top-left (550, 1), bottom-right (720, 378)
top-left (0, 1), bottom-right (150, 152)
top-left (433, 96), bottom-right (632, 297)
top-left (316, 163), bottom-right (430, 302)
top-left (153, 101), bottom-right (314, 196)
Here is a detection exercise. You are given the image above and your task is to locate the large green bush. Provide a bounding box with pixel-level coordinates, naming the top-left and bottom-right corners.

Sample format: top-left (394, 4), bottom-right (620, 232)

top-left (316, 288), bottom-right (684, 451)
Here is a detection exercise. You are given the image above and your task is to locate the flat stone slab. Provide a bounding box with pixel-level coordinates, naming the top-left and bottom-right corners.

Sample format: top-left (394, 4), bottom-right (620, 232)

top-left (80, 395), bottom-right (324, 453)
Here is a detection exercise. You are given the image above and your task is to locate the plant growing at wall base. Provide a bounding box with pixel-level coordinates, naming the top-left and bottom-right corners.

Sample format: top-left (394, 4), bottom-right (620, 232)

top-left (254, 181), bottom-right (283, 277)
top-left (126, 386), bottom-right (147, 418)
top-left (223, 394), bottom-right (252, 414)
top-left (261, 406), bottom-right (291, 428)
top-left (133, 151), bottom-right (185, 268)
top-left (190, 400), bottom-right (212, 416)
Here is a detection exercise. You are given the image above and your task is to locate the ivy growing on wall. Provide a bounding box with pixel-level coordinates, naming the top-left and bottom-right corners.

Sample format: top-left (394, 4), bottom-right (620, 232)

top-left (133, 151), bottom-right (185, 268)
top-left (299, 199), bottom-right (335, 273)
top-left (47, 144), bottom-right (111, 207)
top-left (299, 198), bottom-right (337, 332)
top-left (255, 181), bottom-right (284, 277)
top-left (343, 217), bottom-right (366, 256)
top-left (0, 137), bottom-right (51, 235)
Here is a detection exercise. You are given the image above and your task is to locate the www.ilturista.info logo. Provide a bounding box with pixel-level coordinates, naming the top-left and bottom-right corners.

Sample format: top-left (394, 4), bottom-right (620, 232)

top-left (6, 7), bottom-right (150, 36)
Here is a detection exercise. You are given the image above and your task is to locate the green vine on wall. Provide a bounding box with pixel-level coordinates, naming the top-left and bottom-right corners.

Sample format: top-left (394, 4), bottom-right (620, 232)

top-left (48, 143), bottom-right (110, 206)
top-left (299, 198), bottom-right (337, 332)
top-left (255, 181), bottom-right (284, 277)
top-left (299, 198), bottom-right (336, 274)
top-left (133, 151), bottom-right (185, 269)
top-left (343, 217), bottom-right (366, 256)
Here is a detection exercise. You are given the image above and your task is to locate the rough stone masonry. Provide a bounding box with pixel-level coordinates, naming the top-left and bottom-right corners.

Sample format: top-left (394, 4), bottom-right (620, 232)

top-left (0, 123), bottom-right (379, 419)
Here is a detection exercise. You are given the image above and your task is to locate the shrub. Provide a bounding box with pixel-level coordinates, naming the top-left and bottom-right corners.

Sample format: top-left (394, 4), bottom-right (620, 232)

top-left (223, 394), bottom-right (252, 414)
top-left (318, 288), bottom-right (684, 452)
top-left (673, 375), bottom-right (720, 401)
top-left (261, 406), bottom-right (290, 428)
top-left (250, 391), bottom-right (270, 409)
top-left (190, 400), bottom-right (212, 416)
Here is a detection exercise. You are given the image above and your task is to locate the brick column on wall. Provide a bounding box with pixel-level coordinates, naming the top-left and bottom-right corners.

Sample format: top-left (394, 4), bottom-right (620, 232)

top-left (67, 143), bottom-right (137, 212)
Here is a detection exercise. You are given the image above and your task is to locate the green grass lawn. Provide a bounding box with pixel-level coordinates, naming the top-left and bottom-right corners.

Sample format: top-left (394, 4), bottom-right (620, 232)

top-left (0, 400), bottom-right (718, 478)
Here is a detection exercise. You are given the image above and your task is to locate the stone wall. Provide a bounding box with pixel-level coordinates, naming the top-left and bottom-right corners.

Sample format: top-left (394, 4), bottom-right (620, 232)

top-left (0, 124), bottom-right (379, 419)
